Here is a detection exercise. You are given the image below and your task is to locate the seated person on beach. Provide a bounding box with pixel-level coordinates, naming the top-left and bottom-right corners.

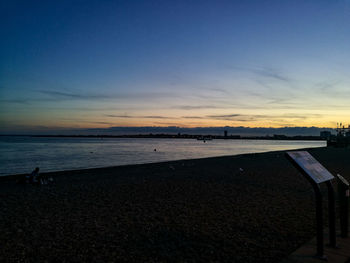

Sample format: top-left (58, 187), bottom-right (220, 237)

top-left (28, 167), bottom-right (47, 185)
top-left (27, 167), bottom-right (39, 184)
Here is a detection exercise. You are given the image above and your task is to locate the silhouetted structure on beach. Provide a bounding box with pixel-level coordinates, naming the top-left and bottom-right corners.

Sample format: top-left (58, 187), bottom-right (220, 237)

top-left (326, 123), bottom-right (350, 147)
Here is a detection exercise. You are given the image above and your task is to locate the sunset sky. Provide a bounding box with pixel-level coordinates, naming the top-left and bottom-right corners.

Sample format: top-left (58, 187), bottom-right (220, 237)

top-left (1, 0), bottom-right (350, 133)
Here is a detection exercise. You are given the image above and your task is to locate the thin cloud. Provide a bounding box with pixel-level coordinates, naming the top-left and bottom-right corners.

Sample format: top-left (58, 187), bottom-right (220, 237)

top-left (0, 99), bottom-right (30, 104)
top-left (204, 114), bottom-right (243, 121)
top-left (194, 87), bottom-right (231, 95)
top-left (210, 88), bottom-right (231, 94)
top-left (105, 114), bottom-right (176, 119)
top-left (152, 122), bottom-right (185, 126)
top-left (171, 105), bottom-right (227, 110)
top-left (105, 115), bottom-right (135, 118)
top-left (245, 113), bottom-right (324, 121)
top-left (313, 81), bottom-right (350, 99)
top-left (1, 90), bottom-right (109, 104)
top-left (153, 121), bottom-right (205, 126)
top-left (37, 89), bottom-right (181, 101)
top-left (204, 113), bottom-right (324, 122)
top-left (230, 65), bottom-right (292, 83)
top-left (316, 80), bottom-right (340, 92)
top-left (1, 89), bottom-right (182, 105)
top-left (235, 119), bottom-right (252, 122)
top-left (37, 90), bottom-right (107, 99)
top-left (59, 119), bottom-right (115, 125)
top-left (253, 68), bottom-right (290, 82)
top-left (207, 114), bottom-right (241, 118)
top-left (182, 116), bottom-right (205, 119)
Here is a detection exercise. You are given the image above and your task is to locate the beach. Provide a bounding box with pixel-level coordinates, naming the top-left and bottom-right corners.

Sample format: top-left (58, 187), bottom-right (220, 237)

top-left (1, 147), bottom-right (349, 262)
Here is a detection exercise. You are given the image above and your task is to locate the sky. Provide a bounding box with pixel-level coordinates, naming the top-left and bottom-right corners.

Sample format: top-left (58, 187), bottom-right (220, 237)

top-left (1, 0), bottom-right (350, 134)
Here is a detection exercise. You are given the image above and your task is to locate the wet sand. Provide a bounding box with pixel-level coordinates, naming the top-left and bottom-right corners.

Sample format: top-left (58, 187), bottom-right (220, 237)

top-left (1, 147), bottom-right (349, 262)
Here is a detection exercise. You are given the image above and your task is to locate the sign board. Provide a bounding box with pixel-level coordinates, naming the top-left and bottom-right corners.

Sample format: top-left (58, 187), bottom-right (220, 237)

top-left (286, 151), bottom-right (334, 184)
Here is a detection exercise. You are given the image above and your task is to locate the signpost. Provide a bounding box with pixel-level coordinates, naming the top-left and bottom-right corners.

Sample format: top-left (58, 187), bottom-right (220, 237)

top-left (337, 174), bottom-right (349, 237)
top-left (286, 151), bottom-right (336, 259)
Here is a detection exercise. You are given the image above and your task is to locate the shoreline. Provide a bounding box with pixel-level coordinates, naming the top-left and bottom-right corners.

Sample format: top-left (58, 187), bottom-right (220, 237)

top-left (1, 147), bottom-right (349, 262)
top-left (0, 146), bottom-right (326, 179)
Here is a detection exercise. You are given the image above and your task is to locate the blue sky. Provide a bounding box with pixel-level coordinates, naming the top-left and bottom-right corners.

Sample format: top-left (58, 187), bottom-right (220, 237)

top-left (1, 0), bottom-right (350, 133)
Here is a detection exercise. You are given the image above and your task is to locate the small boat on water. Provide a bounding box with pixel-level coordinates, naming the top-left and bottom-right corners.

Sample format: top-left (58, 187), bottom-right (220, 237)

top-left (197, 136), bottom-right (213, 142)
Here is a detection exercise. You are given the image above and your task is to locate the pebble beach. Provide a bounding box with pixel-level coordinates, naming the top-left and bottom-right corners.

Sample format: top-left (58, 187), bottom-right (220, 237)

top-left (1, 147), bottom-right (349, 262)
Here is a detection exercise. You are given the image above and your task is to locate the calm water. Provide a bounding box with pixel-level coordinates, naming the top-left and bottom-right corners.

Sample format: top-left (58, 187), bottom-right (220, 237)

top-left (0, 136), bottom-right (326, 176)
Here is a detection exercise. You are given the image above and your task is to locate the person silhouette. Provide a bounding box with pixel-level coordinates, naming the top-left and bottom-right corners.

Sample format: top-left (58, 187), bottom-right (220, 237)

top-left (31, 167), bottom-right (40, 183)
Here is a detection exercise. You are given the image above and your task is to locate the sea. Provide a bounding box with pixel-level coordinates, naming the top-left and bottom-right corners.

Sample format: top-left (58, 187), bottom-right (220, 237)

top-left (0, 136), bottom-right (326, 176)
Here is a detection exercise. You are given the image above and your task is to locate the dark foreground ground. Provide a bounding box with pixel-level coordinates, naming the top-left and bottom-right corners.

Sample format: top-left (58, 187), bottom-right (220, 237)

top-left (1, 147), bottom-right (349, 263)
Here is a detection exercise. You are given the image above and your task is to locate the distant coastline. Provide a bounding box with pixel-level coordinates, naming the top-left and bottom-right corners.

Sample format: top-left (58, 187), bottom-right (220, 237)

top-left (0, 134), bottom-right (325, 141)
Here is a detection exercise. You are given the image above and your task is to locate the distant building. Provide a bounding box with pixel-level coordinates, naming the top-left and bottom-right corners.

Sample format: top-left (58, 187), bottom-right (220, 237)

top-left (320, 131), bottom-right (331, 140)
